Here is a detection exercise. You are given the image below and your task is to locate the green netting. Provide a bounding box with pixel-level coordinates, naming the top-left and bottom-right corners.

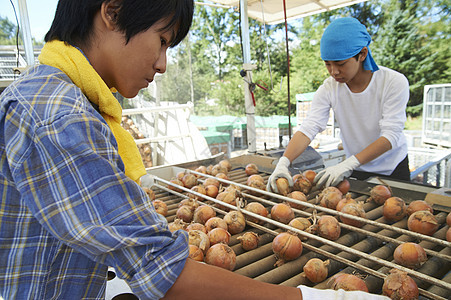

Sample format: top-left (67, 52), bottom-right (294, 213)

top-left (190, 115), bottom-right (296, 130)
top-left (233, 122), bottom-right (247, 130)
top-left (210, 124), bottom-right (234, 131)
top-left (253, 116), bottom-right (297, 129)
top-left (200, 130), bottom-right (230, 144)
top-left (295, 92), bottom-right (315, 102)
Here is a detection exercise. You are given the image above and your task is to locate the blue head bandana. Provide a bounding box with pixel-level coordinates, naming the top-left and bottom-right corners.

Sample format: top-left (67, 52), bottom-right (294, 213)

top-left (320, 17), bottom-right (379, 72)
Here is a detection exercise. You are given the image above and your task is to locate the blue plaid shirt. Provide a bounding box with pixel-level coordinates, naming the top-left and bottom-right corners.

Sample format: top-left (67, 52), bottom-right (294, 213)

top-left (0, 65), bottom-right (188, 299)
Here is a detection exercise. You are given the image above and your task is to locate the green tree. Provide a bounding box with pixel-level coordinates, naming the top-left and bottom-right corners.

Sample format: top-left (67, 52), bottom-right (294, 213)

top-left (159, 0), bottom-right (451, 119)
top-left (159, 38), bottom-right (192, 104)
top-left (416, 0), bottom-right (451, 82)
top-left (0, 15), bottom-right (43, 46)
top-left (192, 4), bottom-right (238, 80)
top-left (291, 17), bottom-right (328, 96)
top-left (372, 1), bottom-right (450, 114)
top-left (0, 16), bottom-right (18, 45)
top-left (178, 4), bottom-right (291, 117)
top-left (312, 1), bottom-right (383, 35)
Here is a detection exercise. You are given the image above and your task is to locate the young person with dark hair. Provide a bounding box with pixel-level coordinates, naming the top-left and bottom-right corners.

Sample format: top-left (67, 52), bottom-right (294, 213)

top-left (0, 2), bottom-right (389, 298)
top-left (268, 17), bottom-right (410, 193)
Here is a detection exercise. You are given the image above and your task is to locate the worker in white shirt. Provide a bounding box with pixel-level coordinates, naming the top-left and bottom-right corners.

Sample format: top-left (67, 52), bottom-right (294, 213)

top-left (268, 17), bottom-right (410, 192)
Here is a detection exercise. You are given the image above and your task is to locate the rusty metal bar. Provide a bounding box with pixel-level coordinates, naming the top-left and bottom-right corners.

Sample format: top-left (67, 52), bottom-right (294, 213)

top-left (242, 191), bottom-right (451, 262)
top-left (189, 169), bottom-right (451, 248)
top-left (152, 171), bottom-right (451, 294)
top-left (245, 221), bottom-right (448, 300)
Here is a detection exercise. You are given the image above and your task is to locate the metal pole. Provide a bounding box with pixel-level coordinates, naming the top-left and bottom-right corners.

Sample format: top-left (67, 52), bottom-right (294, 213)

top-left (282, 0), bottom-right (292, 140)
top-left (152, 75), bottom-right (162, 167)
top-left (17, 0), bottom-right (35, 66)
top-left (241, 0), bottom-right (257, 153)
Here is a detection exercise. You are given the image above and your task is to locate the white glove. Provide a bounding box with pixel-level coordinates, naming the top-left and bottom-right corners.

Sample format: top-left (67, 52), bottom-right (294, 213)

top-left (298, 285), bottom-right (390, 300)
top-left (139, 174), bottom-right (155, 188)
top-left (267, 156), bottom-right (293, 193)
top-left (314, 156), bottom-right (360, 188)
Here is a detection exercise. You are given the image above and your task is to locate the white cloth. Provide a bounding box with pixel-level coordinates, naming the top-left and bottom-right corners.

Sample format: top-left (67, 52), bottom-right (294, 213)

top-left (298, 66), bottom-right (409, 175)
top-left (298, 285), bottom-right (390, 300)
top-left (140, 174), bottom-right (155, 188)
top-left (105, 268), bottom-right (134, 300)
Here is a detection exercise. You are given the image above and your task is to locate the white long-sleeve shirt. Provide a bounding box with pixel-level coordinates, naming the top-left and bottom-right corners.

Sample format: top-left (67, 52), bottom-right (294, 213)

top-left (298, 66), bottom-right (409, 175)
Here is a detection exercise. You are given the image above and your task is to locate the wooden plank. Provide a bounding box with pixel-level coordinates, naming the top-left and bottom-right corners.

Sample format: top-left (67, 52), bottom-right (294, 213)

top-left (425, 187), bottom-right (451, 208)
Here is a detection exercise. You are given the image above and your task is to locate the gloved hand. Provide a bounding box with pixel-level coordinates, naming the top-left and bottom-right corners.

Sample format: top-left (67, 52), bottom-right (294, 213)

top-left (267, 156), bottom-right (293, 193)
top-left (314, 155), bottom-right (360, 188)
top-left (298, 285), bottom-right (390, 300)
top-left (139, 174), bottom-right (155, 188)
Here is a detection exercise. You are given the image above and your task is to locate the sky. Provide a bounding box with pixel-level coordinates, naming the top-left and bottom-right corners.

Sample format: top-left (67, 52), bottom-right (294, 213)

top-left (0, 0), bottom-right (58, 42)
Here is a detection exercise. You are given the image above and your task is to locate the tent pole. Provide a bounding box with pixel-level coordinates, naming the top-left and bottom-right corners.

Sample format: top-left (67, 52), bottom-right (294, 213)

top-left (241, 0), bottom-right (257, 154)
top-left (282, 0), bottom-right (292, 140)
top-left (17, 0), bottom-right (35, 66)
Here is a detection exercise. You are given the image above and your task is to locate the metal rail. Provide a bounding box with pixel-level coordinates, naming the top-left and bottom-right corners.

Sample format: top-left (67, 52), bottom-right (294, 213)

top-left (248, 222), bottom-right (446, 300)
top-left (409, 147), bottom-right (451, 188)
top-left (122, 103), bottom-right (193, 116)
top-left (189, 169), bottom-right (451, 248)
top-left (152, 174), bottom-right (451, 293)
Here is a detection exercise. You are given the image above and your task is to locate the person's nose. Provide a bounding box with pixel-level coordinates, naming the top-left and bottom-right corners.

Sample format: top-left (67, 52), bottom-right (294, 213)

top-left (155, 50), bottom-right (167, 74)
top-left (330, 65), bottom-right (339, 75)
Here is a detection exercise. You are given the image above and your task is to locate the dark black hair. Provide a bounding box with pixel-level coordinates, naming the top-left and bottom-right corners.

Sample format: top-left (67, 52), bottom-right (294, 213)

top-left (45, 0), bottom-right (194, 48)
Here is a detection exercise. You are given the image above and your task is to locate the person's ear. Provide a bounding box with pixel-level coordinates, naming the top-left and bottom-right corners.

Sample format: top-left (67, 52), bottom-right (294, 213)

top-left (359, 47), bottom-right (368, 62)
top-left (101, 0), bottom-right (120, 30)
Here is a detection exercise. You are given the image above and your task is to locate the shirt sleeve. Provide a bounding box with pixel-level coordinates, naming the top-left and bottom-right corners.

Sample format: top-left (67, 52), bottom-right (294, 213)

top-left (10, 110), bottom-right (188, 299)
top-left (379, 73), bottom-right (409, 149)
top-left (297, 83), bottom-right (331, 141)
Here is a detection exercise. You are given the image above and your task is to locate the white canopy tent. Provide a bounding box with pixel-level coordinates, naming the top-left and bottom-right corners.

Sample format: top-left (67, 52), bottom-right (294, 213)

top-left (201, 0), bottom-right (367, 153)
top-left (201, 0), bottom-right (367, 25)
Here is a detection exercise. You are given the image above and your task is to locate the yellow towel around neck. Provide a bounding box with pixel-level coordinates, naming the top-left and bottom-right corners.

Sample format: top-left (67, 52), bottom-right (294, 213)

top-left (38, 40), bottom-right (146, 183)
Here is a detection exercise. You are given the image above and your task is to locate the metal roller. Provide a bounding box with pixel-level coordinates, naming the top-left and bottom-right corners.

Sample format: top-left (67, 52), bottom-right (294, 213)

top-left (148, 162), bottom-right (451, 300)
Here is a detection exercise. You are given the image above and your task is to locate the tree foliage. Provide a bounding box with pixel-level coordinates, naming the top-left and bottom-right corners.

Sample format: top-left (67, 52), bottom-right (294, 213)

top-left (372, 0), bottom-right (451, 115)
top-left (0, 16), bottom-right (19, 45)
top-left (3, 2), bottom-right (447, 118)
top-left (158, 0), bottom-right (449, 118)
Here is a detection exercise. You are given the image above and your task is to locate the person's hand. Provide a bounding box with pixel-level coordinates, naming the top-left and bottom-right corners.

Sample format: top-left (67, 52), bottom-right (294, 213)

top-left (314, 156), bottom-right (360, 188)
top-left (298, 285), bottom-right (390, 300)
top-left (139, 174), bottom-right (155, 188)
top-left (267, 156), bottom-right (293, 193)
